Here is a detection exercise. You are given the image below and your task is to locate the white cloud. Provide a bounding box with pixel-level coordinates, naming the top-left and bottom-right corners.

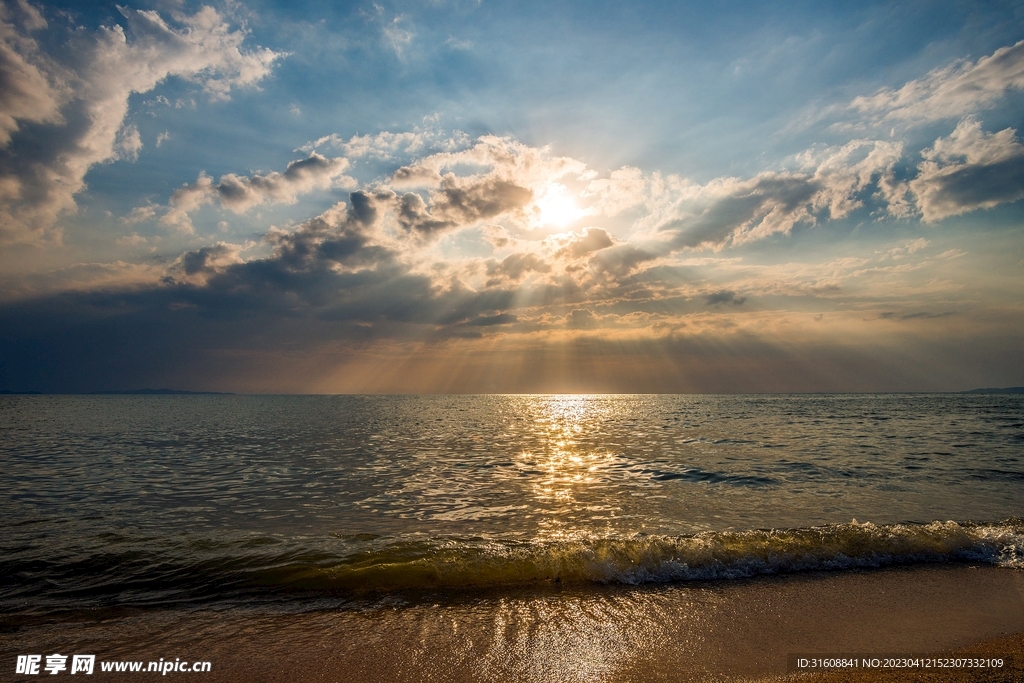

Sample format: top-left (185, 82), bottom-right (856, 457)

top-left (632, 139), bottom-right (916, 251)
top-left (851, 40), bottom-right (1024, 124)
top-left (382, 15), bottom-right (414, 57)
top-left (120, 204), bottom-right (157, 225)
top-left (352, 136), bottom-right (592, 239)
top-left (445, 36), bottom-right (473, 50)
top-left (160, 153), bottom-right (355, 232)
top-left (910, 118), bottom-right (1024, 222)
top-left (0, 5), bottom-right (285, 244)
top-left (319, 130), bottom-right (1001, 259)
top-left (805, 140), bottom-right (904, 219)
top-left (0, 2), bottom-right (67, 147)
top-left (115, 123), bottom-right (143, 161)
top-left (580, 166), bottom-right (647, 216)
top-left (116, 233), bottom-right (148, 247)
top-left (301, 130), bottom-right (427, 160)
top-left (11, 0), bottom-right (45, 31)
top-left (161, 173), bottom-right (214, 233)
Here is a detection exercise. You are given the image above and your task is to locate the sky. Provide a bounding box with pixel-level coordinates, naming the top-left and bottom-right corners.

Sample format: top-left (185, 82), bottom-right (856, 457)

top-left (0, 0), bottom-right (1022, 393)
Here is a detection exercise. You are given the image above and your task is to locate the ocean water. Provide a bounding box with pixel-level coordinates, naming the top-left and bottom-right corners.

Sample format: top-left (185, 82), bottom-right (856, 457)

top-left (2, 393), bottom-right (1022, 618)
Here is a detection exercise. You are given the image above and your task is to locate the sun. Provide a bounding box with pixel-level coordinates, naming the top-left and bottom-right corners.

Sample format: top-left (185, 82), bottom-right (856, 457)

top-left (535, 184), bottom-right (583, 227)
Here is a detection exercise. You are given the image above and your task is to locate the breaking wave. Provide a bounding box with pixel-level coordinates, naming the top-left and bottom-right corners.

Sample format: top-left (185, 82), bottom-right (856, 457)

top-left (3, 519), bottom-right (1022, 615)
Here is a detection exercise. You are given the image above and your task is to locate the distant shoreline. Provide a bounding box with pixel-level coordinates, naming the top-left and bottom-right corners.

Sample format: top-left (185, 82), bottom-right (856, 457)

top-left (2, 389), bottom-right (1023, 396)
top-left (963, 387), bottom-right (1024, 394)
top-left (0, 389), bottom-right (234, 395)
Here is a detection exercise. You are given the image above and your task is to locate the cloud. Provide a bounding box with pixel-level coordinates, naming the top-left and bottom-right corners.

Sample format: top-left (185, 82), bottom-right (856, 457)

top-left (0, 1), bottom-right (66, 147)
top-left (382, 15), bottom-right (414, 57)
top-left (115, 123), bottom-right (143, 161)
top-left (0, 185), bottom-right (1018, 393)
top-left (396, 175), bottom-right (533, 236)
top-left (704, 289), bottom-right (746, 306)
top-left (259, 201), bottom-right (390, 273)
top-left (0, 5), bottom-right (284, 244)
top-left (651, 140), bottom-right (907, 250)
top-left (115, 233), bottom-right (148, 247)
top-left (391, 164), bottom-right (444, 189)
top-left (161, 153), bottom-right (354, 232)
top-left (120, 204), bottom-right (157, 226)
top-left (374, 135), bottom-right (603, 240)
top-left (580, 166), bottom-right (647, 216)
top-left (391, 135), bottom-right (586, 192)
top-left (144, 200), bottom-right (520, 331)
top-left (554, 228), bottom-right (614, 259)
top-left (168, 242), bottom-right (246, 283)
top-left (588, 244), bottom-right (658, 278)
top-left (565, 308), bottom-right (599, 329)
top-left (804, 140), bottom-right (905, 218)
top-left (467, 313), bottom-right (517, 326)
top-left (11, 0), bottom-right (44, 31)
top-left (485, 252), bottom-right (551, 284)
top-left (656, 172), bottom-right (818, 249)
top-left (445, 36), bottom-right (473, 51)
top-left (905, 238), bottom-right (929, 254)
top-left (882, 238), bottom-right (930, 260)
top-left (303, 130), bottom-right (427, 160)
top-left (910, 118), bottom-right (1024, 222)
top-left (850, 40), bottom-right (1024, 124)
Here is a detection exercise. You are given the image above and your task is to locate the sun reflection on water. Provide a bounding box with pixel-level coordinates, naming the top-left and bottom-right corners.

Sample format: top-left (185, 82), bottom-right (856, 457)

top-left (516, 395), bottom-right (626, 537)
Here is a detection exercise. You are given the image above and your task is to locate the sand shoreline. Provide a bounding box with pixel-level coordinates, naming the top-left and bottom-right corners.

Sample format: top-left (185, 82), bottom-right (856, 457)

top-left (4, 564), bottom-right (1023, 681)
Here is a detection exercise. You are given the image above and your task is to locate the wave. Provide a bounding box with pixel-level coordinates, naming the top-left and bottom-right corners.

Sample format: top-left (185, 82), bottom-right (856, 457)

top-left (2, 520), bottom-right (1022, 612)
top-left (260, 519), bottom-right (1024, 591)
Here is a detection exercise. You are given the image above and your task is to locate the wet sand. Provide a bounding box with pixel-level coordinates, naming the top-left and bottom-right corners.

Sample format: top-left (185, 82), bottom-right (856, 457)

top-left (4, 564), bottom-right (1023, 682)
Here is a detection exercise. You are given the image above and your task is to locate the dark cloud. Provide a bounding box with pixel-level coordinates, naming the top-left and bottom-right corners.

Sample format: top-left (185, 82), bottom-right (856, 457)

top-left (911, 119), bottom-right (1024, 221)
top-left (565, 308), bottom-right (598, 329)
top-left (900, 311), bottom-right (954, 320)
top-left (396, 191), bottom-right (452, 234)
top-left (486, 252), bottom-right (551, 284)
top-left (914, 155), bottom-right (1024, 219)
top-left (175, 244), bottom-right (240, 277)
top-left (390, 164), bottom-right (442, 187)
top-left (218, 153), bottom-right (351, 209)
top-left (877, 311), bottom-right (955, 320)
top-left (589, 244), bottom-right (657, 278)
top-left (0, 199), bottom-right (525, 391)
top-left (397, 174), bottom-right (533, 236)
top-left (467, 313), bottom-right (518, 326)
top-left (346, 189), bottom-right (394, 228)
top-left (705, 290), bottom-right (746, 306)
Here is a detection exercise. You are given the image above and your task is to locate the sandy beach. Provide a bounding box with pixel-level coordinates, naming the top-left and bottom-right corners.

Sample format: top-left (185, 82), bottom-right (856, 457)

top-left (4, 564), bottom-right (1022, 682)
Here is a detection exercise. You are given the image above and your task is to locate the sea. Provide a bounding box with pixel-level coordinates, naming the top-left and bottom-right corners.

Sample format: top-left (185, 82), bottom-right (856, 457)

top-left (2, 393), bottom-right (1023, 621)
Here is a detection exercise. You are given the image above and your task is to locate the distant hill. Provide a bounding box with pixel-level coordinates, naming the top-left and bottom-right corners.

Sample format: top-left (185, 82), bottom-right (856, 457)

top-left (0, 389), bottom-right (233, 395)
top-left (964, 387), bottom-right (1024, 394)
